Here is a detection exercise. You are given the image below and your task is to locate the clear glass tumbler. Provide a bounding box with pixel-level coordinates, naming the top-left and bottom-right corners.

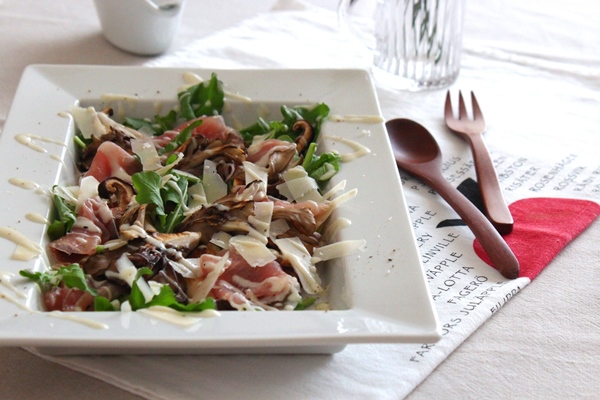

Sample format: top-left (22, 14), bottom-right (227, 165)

top-left (339, 0), bottom-right (466, 91)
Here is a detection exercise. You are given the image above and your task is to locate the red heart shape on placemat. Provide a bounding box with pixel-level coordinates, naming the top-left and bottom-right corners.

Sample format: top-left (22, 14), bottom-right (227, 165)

top-left (473, 198), bottom-right (600, 280)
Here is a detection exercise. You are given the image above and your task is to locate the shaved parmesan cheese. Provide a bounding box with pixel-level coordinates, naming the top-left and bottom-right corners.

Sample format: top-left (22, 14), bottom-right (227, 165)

top-left (269, 219), bottom-right (290, 240)
top-left (322, 179), bottom-right (347, 200)
top-left (210, 231), bottom-right (232, 249)
top-left (274, 237), bottom-right (323, 294)
top-left (229, 235), bottom-right (277, 267)
top-left (109, 253), bottom-right (138, 287)
top-left (188, 253), bottom-right (231, 303)
top-left (109, 254), bottom-right (155, 302)
top-left (330, 188), bottom-right (358, 210)
top-left (76, 176), bottom-right (100, 211)
top-left (69, 106), bottom-right (106, 139)
top-left (96, 112), bottom-right (143, 140)
top-left (311, 239), bottom-right (366, 263)
top-left (322, 218), bottom-right (351, 243)
top-left (131, 138), bottom-right (162, 171)
top-left (203, 159), bottom-right (228, 203)
top-left (243, 161), bottom-right (268, 191)
top-left (276, 166), bottom-right (323, 203)
top-left (169, 259), bottom-right (198, 278)
top-left (185, 182), bottom-right (208, 215)
top-left (248, 201), bottom-right (273, 238)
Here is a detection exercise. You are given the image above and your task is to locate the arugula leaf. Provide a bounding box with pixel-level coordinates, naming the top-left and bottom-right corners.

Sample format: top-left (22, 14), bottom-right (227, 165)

top-left (161, 172), bottom-right (191, 233)
top-left (132, 171), bottom-right (164, 213)
top-left (94, 296), bottom-right (116, 311)
top-left (159, 118), bottom-right (203, 155)
top-left (178, 73), bottom-right (224, 120)
top-left (294, 296), bottom-right (317, 310)
top-left (123, 117), bottom-right (157, 135)
top-left (154, 110), bottom-right (178, 133)
top-left (302, 142), bottom-right (342, 182)
top-left (19, 269), bottom-right (56, 287)
top-left (124, 110), bottom-right (178, 137)
top-left (47, 193), bottom-right (77, 241)
top-left (59, 264), bottom-right (99, 296)
top-left (131, 170), bottom-right (192, 233)
top-left (19, 264), bottom-right (98, 296)
top-left (239, 103), bottom-right (330, 145)
top-left (129, 267), bottom-right (153, 310)
top-left (129, 267), bottom-right (216, 312)
top-left (144, 285), bottom-right (216, 312)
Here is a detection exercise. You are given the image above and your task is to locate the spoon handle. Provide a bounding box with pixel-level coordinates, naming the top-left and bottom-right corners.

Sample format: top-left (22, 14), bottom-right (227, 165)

top-left (423, 173), bottom-right (520, 279)
top-left (468, 134), bottom-right (514, 234)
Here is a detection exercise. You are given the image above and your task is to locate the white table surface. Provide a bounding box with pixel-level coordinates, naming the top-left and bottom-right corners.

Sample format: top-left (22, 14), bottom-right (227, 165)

top-left (1, 1), bottom-right (599, 399)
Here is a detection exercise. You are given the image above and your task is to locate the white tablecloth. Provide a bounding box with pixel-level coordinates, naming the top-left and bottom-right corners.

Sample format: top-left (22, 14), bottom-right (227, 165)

top-left (1, 1), bottom-right (599, 399)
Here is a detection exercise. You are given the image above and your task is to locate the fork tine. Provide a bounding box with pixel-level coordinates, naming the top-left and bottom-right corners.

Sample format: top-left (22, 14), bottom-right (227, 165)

top-left (444, 90), bottom-right (454, 120)
top-left (470, 91), bottom-right (485, 124)
top-left (458, 90), bottom-right (468, 120)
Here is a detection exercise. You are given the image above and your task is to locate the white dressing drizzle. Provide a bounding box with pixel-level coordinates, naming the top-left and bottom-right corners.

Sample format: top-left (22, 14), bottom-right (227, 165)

top-left (0, 271), bottom-right (27, 298)
top-left (323, 135), bottom-right (371, 162)
top-left (328, 114), bottom-right (384, 123)
top-left (9, 177), bottom-right (39, 191)
top-left (14, 133), bottom-right (65, 153)
top-left (0, 291), bottom-right (35, 312)
top-left (138, 306), bottom-right (219, 327)
top-left (25, 213), bottom-right (50, 225)
top-left (0, 227), bottom-right (43, 260)
top-left (48, 311), bottom-right (109, 330)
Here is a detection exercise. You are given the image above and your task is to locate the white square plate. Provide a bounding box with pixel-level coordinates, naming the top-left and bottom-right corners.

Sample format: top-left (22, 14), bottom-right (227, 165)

top-left (0, 65), bottom-right (440, 354)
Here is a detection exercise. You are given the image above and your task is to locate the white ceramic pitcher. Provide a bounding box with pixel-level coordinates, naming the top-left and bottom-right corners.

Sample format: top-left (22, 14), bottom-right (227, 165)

top-left (94, 0), bottom-right (185, 56)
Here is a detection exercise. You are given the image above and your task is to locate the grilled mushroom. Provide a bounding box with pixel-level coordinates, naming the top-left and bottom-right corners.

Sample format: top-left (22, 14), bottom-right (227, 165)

top-left (98, 177), bottom-right (135, 223)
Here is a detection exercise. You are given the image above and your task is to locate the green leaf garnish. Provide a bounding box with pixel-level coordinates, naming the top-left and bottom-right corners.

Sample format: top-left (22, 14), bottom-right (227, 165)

top-left (19, 264), bottom-right (98, 296)
top-left (294, 296), bottom-right (317, 310)
top-left (129, 267), bottom-right (216, 312)
top-left (178, 73), bottom-right (224, 120)
top-left (302, 143), bottom-right (341, 182)
top-left (94, 296), bottom-right (117, 311)
top-left (158, 118), bottom-right (203, 155)
top-left (47, 193), bottom-right (77, 241)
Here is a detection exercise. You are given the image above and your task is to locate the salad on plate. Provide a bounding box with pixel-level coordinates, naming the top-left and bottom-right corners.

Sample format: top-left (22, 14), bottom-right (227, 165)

top-left (19, 73), bottom-right (363, 314)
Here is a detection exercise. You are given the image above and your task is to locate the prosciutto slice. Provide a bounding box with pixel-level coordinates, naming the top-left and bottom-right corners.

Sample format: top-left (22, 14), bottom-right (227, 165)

top-left (210, 248), bottom-right (299, 307)
top-left (247, 138), bottom-right (297, 180)
top-left (85, 141), bottom-right (141, 183)
top-left (48, 197), bottom-right (118, 264)
top-left (154, 116), bottom-right (244, 150)
top-left (44, 286), bottom-right (94, 311)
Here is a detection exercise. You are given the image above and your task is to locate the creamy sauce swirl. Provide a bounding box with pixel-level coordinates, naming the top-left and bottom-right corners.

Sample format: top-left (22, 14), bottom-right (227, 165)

top-left (48, 311), bottom-right (109, 330)
top-left (138, 306), bottom-right (220, 327)
top-left (0, 227), bottom-right (43, 260)
top-left (0, 271), bottom-right (27, 299)
top-left (329, 114), bottom-right (384, 123)
top-left (323, 135), bottom-right (371, 162)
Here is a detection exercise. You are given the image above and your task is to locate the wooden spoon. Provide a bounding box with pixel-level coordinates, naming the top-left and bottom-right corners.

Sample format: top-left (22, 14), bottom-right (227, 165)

top-left (386, 118), bottom-right (519, 279)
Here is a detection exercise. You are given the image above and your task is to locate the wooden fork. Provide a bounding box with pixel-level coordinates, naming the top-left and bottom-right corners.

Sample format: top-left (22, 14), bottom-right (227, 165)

top-left (444, 90), bottom-right (514, 235)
